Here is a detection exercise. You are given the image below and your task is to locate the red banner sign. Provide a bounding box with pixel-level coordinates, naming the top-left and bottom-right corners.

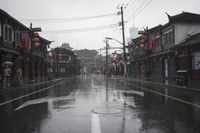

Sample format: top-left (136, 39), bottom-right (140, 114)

top-left (21, 31), bottom-right (29, 49)
top-left (148, 33), bottom-right (156, 49)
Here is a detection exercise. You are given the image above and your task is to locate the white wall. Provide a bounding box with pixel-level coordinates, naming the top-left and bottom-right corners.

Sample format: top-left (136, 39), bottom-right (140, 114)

top-left (175, 23), bottom-right (200, 45)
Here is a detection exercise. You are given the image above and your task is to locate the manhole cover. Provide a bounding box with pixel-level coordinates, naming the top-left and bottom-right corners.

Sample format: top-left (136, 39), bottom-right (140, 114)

top-left (92, 107), bottom-right (122, 114)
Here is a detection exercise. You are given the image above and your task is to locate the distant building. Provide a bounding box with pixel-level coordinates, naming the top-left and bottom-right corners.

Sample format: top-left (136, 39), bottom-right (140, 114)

top-left (61, 43), bottom-right (73, 50)
top-left (52, 47), bottom-right (77, 77)
top-left (75, 49), bottom-right (98, 73)
top-left (129, 24), bottom-right (139, 39)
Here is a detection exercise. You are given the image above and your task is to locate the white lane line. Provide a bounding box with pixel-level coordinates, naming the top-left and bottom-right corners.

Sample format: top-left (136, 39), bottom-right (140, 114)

top-left (14, 95), bottom-right (74, 111)
top-left (0, 78), bottom-right (75, 107)
top-left (15, 89), bottom-right (80, 111)
top-left (117, 90), bottom-right (144, 97)
top-left (0, 82), bottom-right (62, 107)
top-left (15, 97), bottom-right (49, 111)
top-left (91, 113), bottom-right (101, 133)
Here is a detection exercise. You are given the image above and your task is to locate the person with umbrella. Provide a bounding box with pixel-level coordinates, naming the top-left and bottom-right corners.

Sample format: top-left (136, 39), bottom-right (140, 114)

top-left (2, 61), bottom-right (13, 87)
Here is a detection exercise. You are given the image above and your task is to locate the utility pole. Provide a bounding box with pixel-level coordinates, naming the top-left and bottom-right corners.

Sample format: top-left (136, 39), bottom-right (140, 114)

top-left (105, 38), bottom-right (109, 103)
top-left (119, 6), bottom-right (127, 78)
top-left (29, 23), bottom-right (33, 80)
top-left (99, 48), bottom-right (102, 63)
top-left (106, 39), bottom-right (108, 74)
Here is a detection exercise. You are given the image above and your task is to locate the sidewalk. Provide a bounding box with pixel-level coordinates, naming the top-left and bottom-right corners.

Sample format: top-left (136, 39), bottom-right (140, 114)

top-left (0, 76), bottom-right (77, 105)
top-left (0, 77), bottom-right (75, 93)
top-left (126, 77), bottom-right (200, 93)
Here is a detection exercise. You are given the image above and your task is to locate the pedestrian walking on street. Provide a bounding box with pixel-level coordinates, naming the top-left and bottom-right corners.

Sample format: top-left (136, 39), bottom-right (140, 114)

top-left (16, 68), bottom-right (23, 86)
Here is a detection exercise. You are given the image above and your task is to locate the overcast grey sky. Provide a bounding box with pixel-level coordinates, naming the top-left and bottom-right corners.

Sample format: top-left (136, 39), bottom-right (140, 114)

top-left (1, 0), bottom-right (200, 50)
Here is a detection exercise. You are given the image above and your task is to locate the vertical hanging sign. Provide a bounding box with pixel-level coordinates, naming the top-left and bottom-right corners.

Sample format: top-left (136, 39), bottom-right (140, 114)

top-left (21, 31), bottom-right (29, 49)
top-left (148, 33), bottom-right (156, 49)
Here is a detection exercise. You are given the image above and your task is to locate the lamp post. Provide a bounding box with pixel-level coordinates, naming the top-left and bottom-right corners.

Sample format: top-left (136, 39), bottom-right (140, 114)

top-left (106, 37), bottom-right (127, 79)
top-left (29, 23), bottom-right (41, 80)
top-left (105, 38), bottom-right (109, 78)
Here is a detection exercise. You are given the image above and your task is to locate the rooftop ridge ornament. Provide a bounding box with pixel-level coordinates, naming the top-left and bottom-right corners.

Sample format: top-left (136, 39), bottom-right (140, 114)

top-left (165, 12), bottom-right (171, 20)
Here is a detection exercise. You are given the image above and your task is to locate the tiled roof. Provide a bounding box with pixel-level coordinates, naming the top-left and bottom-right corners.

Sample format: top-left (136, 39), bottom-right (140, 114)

top-left (169, 12), bottom-right (200, 23)
top-left (0, 9), bottom-right (29, 30)
top-left (174, 33), bottom-right (200, 49)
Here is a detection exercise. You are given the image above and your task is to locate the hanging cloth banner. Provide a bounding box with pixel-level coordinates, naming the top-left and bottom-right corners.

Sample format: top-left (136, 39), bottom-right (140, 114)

top-left (148, 33), bottom-right (156, 49)
top-left (21, 31), bottom-right (29, 49)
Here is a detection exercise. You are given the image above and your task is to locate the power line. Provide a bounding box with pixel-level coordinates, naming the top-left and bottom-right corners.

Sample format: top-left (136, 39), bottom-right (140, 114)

top-left (111, 0), bottom-right (134, 36)
top-left (134, 0), bottom-right (153, 16)
top-left (124, 0), bottom-right (138, 17)
top-left (125, 0), bottom-right (146, 20)
top-left (118, 0), bottom-right (125, 7)
top-left (110, 0), bottom-right (130, 36)
top-left (42, 24), bottom-right (118, 34)
top-left (109, 1), bottom-right (123, 35)
top-left (19, 13), bottom-right (117, 23)
top-left (126, 0), bottom-right (153, 21)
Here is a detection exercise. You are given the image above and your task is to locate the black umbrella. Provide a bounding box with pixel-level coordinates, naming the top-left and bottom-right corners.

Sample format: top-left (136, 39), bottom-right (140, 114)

top-left (1, 61), bottom-right (13, 67)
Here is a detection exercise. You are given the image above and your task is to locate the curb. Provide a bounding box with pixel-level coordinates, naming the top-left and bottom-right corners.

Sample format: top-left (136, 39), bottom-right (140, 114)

top-left (0, 76), bottom-right (76, 93)
top-left (126, 77), bottom-right (200, 93)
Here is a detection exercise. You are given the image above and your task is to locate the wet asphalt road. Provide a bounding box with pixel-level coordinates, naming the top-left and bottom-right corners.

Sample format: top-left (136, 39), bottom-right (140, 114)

top-left (0, 74), bottom-right (200, 133)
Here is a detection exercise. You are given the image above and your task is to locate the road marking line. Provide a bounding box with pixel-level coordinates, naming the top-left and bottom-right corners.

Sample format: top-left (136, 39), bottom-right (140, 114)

top-left (14, 94), bottom-right (79, 111)
top-left (125, 81), bottom-right (200, 108)
top-left (15, 97), bottom-right (49, 111)
top-left (0, 78), bottom-right (75, 107)
top-left (91, 113), bottom-right (101, 133)
top-left (15, 88), bottom-right (80, 111)
top-left (118, 90), bottom-right (144, 97)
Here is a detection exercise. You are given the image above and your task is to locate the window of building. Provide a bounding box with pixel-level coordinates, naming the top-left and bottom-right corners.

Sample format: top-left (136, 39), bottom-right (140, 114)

top-left (61, 67), bottom-right (66, 73)
top-left (155, 35), bottom-right (161, 47)
top-left (3, 24), bottom-right (14, 42)
top-left (9, 28), bottom-right (12, 41)
top-left (163, 29), bottom-right (174, 45)
top-left (4, 25), bottom-right (8, 40)
top-left (64, 55), bottom-right (69, 61)
top-left (169, 31), bottom-right (172, 43)
top-left (15, 31), bottom-right (20, 46)
top-left (166, 33), bottom-right (169, 44)
top-left (192, 51), bottom-right (200, 70)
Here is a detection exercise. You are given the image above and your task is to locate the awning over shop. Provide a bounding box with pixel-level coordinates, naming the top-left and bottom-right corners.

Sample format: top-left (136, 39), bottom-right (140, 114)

top-left (172, 33), bottom-right (200, 49)
top-left (0, 47), bottom-right (21, 55)
top-left (149, 50), bottom-right (173, 58)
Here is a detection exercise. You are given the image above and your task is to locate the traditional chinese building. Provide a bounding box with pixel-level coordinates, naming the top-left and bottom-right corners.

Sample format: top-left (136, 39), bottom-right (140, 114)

top-left (0, 9), bottom-right (30, 85)
top-left (0, 9), bottom-right (51, 85)
top-left (128, 11), bottom-right (200, 86)
top-left (52, 45), bottom-right (77, 78)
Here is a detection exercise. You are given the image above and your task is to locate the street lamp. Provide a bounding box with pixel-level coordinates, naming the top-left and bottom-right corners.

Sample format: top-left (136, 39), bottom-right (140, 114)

top-left (29, 23), bottom-right (42, 80)
top-left (106, 37), bottom-right (127, 78)
top-left (106, 37), bottom-right (123, 45)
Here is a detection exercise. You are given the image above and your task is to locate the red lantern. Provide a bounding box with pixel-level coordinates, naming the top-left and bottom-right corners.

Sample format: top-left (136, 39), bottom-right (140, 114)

top-left (140, 43), bottom-right (144, 48)
top-left (140, 34), bottom-right (147, 48)
top-left (34, 42), bottom-right (40, 47)
top-left (32, 32), bottom-right (41, 48)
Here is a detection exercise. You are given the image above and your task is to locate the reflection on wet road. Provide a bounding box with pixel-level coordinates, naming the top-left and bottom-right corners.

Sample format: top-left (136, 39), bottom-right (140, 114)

top-left (0, 74), bottom-right (200, 133)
